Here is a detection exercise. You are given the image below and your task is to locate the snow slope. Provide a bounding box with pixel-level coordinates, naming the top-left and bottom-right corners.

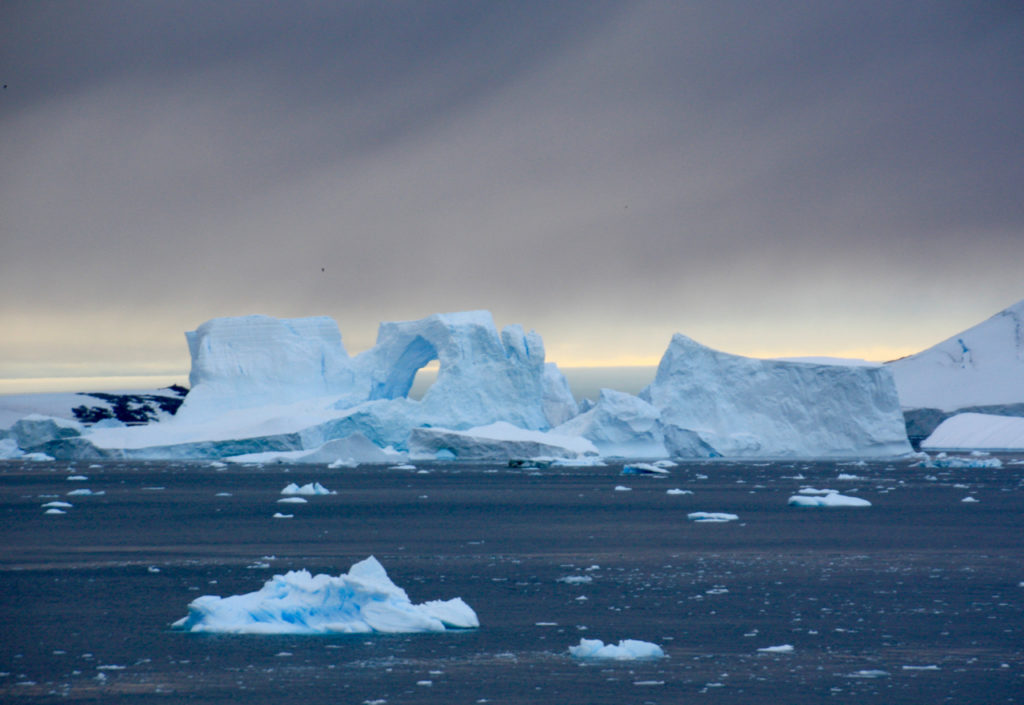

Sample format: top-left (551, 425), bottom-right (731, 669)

top-left (887, 299), bottom-right (1024, 411)
top-left (921, 412), bottom-right (1024, 451)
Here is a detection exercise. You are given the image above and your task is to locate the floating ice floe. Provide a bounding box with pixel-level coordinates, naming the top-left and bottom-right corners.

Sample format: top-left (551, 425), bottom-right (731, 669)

top-left (688, 512), bottom-right (739, 522)
top-left (788, 489), bottom-right (870, 507)
top-left (916, 451), bottom-right (1004, 469)
top-left (42, 501), bottom-right (73, 508)
top-left (757, 644), bottom-right (794, 653)
top-left (569, 638), bottom-right (665, 660)
top-left (172, 556), bottom-right (478, 634)
top-left (66, 475), bottom-right (88, 481)
top-left (666, 488), bottom-right (693, 495)
top-left (44, 508), bottom-right (66, 515)
top-left (614, 485), bottom-right (632, 492)
top-left (271, 512), bottom-right (293, 519)
top-left (281, 482), bottom-right (333, 496)
top-left (67, 489), bottom-right (103, 496)
top-left (961, 496), bottom-right (980, 503)
top-left (277, 497), bottom-right (307, 504)
top-left (621, 463), bottom-right (670, 476)
top-left (846, 669), bottom-right (889, 679)
top-left (836, 473), bottom-right (863, 480)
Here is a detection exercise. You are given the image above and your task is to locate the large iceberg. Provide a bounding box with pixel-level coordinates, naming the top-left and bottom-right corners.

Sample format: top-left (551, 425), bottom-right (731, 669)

top-left (173, 556), bottom-right (478, 634)
top-left (640, 335), bottom-right (912, 458)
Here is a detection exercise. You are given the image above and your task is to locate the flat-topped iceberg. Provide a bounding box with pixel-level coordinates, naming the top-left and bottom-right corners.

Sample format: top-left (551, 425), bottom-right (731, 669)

top-left (788, 490), bottom-right (871, 507)
top-left (569, 638), bottom-right (665, 660)
top-left (408, 422), bottom-right (598, 460)
top-left (641, 335), bottom-right (911, 458)
top-left (172, 556), bottom-right (478, 634)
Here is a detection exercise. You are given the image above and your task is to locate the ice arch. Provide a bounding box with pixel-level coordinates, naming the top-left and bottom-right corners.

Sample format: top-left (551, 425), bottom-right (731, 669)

top-left (368, 335), bottom-right (438, 400)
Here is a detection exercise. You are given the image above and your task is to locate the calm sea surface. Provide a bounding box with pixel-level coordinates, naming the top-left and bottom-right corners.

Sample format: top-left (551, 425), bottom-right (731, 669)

top-left (1, 457), bottom-right (1022, 704)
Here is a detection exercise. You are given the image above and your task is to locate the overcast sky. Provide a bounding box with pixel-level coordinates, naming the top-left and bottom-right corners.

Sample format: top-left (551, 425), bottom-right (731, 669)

top-left (2, 1), bottom-right (1022, 386)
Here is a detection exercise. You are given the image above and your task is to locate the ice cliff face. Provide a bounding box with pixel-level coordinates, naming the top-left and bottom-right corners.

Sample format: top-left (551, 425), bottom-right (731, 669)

top-left (179, 315), bottom-right (359, 420)
top-left (887, 299), bottom-right (1024, 411)
top-left (640, 335), bottom-right (911, 458)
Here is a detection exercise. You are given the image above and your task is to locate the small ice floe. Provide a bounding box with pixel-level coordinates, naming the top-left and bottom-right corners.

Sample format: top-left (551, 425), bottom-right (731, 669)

top-left (173, 556), bottom-right (478, 634)
top-left (215, 492), bottom-right (232, 497)
top-left (569, 638), bottom-right (665, 660)
top-left (44, 508), bottom-right (66, 515)
top-left (846, 669), bottom-right (889, 679)
top-left (666, 488), bottom-right (693, 495)
top-left (901, 664), bottom-right (940, 671)
top-left (558, 575), bottom-right (593, 585)
top-left (67, 488), bottom-right (104, 496)
top-left (390, 464), bottom-right (417, 470)
top-left (614, 485), bottom-right (632, 492)
top-left (788, 489), bottom-right (870, 507)
top-left (277, 497), bottom-right (308, 504)
top-left (757, 644), bottom-right (794, 653)
top-left (148, 566), bottom-right (161, 573)
top-left (836, 473), bottom-right (863, 481)
top-left (687, 512), bottom-right (739, 523)
top-left (67, 475), bottom-right (88, 481)
top-left (961, 496), bottom-right (980, 503)
top-left (272, 513), bottom-right (294, 519)
top-left (652, 460), bottom-right (677, 468)
top-left (281, 482), bottom-right (333, 496)
top-left (209, 461), bottom-right (227, 469)
top-left (916, 453), bottom-right (1002, 469)
top-left (42, 501), bottom-right (72, 509)
top-left (621, 463), bottom-right (669, 476)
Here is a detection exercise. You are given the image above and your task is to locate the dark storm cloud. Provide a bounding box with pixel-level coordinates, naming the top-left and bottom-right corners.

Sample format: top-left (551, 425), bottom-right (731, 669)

top-left (1, 1), bottom-right (1022, 373)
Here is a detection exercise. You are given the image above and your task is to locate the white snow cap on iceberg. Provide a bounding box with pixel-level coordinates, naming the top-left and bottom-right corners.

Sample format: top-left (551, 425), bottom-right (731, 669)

top-left (887, 298), bottom-right (1024, 411)
top-left (641, 334), bottom-right (911, 458)
top-left (921, 413), bottom-right (1024, 451)
top-left (172, 556), bottom-right (478, 634)
top-left (569, 638), bottom-right (665, 660)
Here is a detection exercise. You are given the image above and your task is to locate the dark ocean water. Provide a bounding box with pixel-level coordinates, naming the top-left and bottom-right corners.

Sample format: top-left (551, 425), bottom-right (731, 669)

top-left (1, 457), bottom-right (1022, 704)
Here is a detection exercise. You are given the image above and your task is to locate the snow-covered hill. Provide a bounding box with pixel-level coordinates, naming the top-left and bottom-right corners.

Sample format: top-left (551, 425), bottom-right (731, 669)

top-left (887, 299), bottom-right (1024, 411)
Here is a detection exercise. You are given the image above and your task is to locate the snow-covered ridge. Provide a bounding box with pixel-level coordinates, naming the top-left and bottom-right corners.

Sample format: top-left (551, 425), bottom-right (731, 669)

top-left (888, 299), bottom-right (1024, 411)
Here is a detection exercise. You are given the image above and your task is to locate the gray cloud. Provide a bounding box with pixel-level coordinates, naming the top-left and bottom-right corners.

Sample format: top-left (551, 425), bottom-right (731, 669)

top-left (2, 1), bottom-right (1022, 376)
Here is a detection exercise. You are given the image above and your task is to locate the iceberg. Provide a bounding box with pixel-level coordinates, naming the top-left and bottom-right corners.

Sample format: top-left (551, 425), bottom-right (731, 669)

top-left (172, 556), bottom-right (478, 634)
top-left (408, 422), bottom-right (598, 460)
top-left (641, 335), bottom-right (911, 458)
top-left (569, 638), bottom-right (665, 660)
top-left (921, 413), bottom-right (1024, 452)
top-left (688, 512), bottom-right (739, 522)
top-left (280, 482), bottom-right (332, 496)
top-left (553, 389), bottom-right (666, 458)
top-left (788, 490), bottom-right (871, 507)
